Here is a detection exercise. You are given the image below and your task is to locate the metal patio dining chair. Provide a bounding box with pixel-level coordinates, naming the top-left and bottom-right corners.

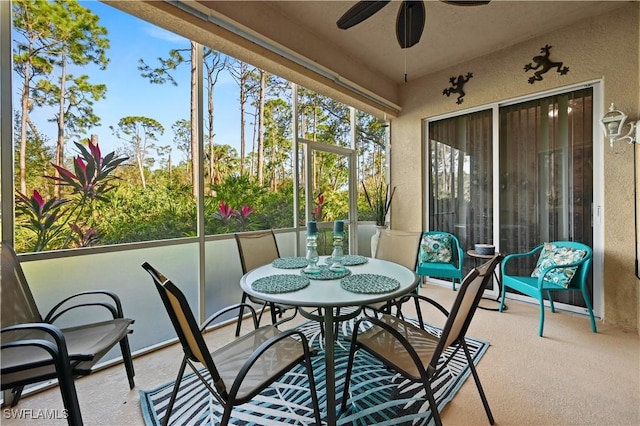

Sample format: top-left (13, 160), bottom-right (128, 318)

top-left (368, 229), bottom-right (422, 315)
top-left (1, 243), bottom-right (135, 425)
top-left (141, 262), bottom-right (321, 426)
top-left (234, 230), bottom-right (296, 336)
top-left (341, 255), bottom-right (502, 426)
top-left (374, 229), bottom-right (422, 271)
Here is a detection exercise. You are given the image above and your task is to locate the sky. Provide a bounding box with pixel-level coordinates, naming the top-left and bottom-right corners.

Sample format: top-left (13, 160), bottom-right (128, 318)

top-left (17, 1), bottom-right (244, 162)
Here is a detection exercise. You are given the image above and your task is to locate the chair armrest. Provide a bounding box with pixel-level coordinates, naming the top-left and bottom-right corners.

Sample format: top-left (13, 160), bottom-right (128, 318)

top-left (501, 245), bottom-right (543, 275)
top-left (351, 316), bottom-right (429, 378)
top-left (393, 293), bottom-right (450, 330)
top-left (1, 323), bottom-right (72, 371)
top-left (200, 303), bottom-right (259, 331)
top-left (271, 307), bottom-right (299, 328)
top-left (455, 243), bottom-right (464, 269)
top-left (1, 323), bottom-right (79, 411)
top-left (230, 328), bottom-right (315, 398)
top-left (397, 293), bottom-right (450, 317)
top-left (44, 290), bottom-right (126, 323)
top-left (2, 322), bottom-right (65, 343)
top-left (502, 245), bottom-right (543, 264)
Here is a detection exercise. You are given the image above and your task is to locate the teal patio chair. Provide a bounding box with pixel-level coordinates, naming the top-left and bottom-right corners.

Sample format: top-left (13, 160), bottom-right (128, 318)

top-left (416, 231), bottom-right (464, 290)
top-left (499, 241), bottom-right (596, 337)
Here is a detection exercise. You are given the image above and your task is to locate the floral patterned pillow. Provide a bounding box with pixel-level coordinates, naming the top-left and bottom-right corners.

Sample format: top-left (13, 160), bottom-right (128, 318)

top-left (531, 242), bottom-right (587, 288)
top-left (419, 233), bottom-right (453, 264)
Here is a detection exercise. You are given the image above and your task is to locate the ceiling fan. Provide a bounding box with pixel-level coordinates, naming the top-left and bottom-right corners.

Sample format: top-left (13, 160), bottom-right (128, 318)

top-left (337, 0), bottom-right (492, 49)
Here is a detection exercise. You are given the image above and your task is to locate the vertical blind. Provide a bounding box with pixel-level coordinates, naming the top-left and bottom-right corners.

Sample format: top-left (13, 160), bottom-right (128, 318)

top-left (499, 88), bottom-right (593, 306)
top-left (429, 108), bottom-right (493, 266)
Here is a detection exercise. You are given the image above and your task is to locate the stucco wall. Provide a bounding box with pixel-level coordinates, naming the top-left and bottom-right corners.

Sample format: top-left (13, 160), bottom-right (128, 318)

top-left (391, 4), bottom-right (639, 332)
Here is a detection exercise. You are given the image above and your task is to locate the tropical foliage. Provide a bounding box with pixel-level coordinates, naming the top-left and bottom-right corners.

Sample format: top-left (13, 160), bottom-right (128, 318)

top-left (362, 182), bottom-right (396, 226)
top-left (11, 0), bottom-right (388, 253)
top-left (15, 140), bottom-right (126, 251)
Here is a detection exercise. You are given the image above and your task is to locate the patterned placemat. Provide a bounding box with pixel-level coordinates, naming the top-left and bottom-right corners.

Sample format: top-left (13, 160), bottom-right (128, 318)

top-left (251, 274), bottom-right (310, 293)
top-left (301, 265), bottom-right (351, 280)
top-left (340, 274), bottom-right (400, 294)
top-left (325, 255), bottom-right (369, 266)
top-left (272, 257), bottom-right (309, 269)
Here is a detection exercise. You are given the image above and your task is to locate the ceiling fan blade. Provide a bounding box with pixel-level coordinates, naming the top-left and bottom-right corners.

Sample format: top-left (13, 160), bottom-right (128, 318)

top-left (439, 0), bottom-right (492, 6)
top-left (396, 1), bottom-right (426, 49)
top-left (337, 1), bottom-right (391, 30)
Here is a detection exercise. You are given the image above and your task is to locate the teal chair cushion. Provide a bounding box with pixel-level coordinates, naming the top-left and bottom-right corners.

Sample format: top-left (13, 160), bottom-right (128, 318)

top-left (416, 262), bottom-right (461, 278)
top-left (419, 233), bottom-right (452, 264)
top-left (530, 242), bottom-right (587, 288)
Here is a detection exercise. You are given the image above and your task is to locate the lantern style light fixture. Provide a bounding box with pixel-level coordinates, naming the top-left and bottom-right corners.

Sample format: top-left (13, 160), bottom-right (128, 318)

top-left (600, 103), bottom-right (639, 147)
top-left (600, 102), bottom-right (640, 279)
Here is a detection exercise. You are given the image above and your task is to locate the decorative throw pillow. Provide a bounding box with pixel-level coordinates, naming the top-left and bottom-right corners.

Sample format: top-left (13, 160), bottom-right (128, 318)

top-left (531, 242), bottom-right (587, 288)
top-left (419, 233), bottom-right (453, 264)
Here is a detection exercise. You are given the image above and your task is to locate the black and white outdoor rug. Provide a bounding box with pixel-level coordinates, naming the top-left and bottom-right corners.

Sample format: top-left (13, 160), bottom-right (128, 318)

top-left (140, 318), bottom-right (489, 425)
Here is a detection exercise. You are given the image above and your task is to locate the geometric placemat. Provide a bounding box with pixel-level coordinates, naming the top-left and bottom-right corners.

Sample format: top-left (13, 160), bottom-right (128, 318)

top-left (325, 255), bottom-right (369, 266)
top-left (272, 257), bottom-right (309, 269)
top-left (251, 274), bottom-right (310, 293)
top-left (340, 273), bottom-right (400, 294)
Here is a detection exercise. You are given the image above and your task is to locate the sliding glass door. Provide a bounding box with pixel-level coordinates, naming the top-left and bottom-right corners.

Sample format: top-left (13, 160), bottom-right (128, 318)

top-left (499, 88), bottom-right (593, 307)
top-left (428, 108), bottom-right (493, 269)
top-left (427, 87), bottom-right (595, 309)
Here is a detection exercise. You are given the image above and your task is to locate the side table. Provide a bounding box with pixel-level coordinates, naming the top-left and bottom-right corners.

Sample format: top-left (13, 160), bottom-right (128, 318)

top-left (467, 250), bottom-right (508, 311)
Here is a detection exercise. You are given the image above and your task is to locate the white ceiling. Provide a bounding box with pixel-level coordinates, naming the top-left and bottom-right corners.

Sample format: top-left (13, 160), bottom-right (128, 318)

top-left (194, 0), bottom-right (628, 86)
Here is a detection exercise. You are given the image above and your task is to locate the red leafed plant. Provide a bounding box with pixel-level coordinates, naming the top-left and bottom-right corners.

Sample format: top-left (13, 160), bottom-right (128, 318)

top-left (312, 193), bottom-right (325, 221)
top-left (212, 201), bottom-right (255, 232)
top-left (15, 140), bottom-right (127, 252)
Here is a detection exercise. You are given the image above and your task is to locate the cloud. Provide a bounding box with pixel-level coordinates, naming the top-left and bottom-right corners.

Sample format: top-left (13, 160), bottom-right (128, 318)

top-left (143, 25), bottom-right (187, 43)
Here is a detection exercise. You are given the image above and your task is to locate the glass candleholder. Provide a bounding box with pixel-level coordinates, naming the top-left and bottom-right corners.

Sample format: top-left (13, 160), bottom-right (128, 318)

top-left (329, 232), bottom-right (346, 272)
top-left (304, 232), bottom-right (320, 274)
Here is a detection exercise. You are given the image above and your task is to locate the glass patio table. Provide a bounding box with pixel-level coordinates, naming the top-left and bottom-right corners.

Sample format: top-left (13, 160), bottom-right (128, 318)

top-left (239, 256), bottom-right (419, 426)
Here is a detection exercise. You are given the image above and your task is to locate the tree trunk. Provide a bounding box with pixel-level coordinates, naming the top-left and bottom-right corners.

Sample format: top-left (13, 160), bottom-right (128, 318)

top-left (257, 70), bottom-right (265, 186)
top-left (55, 57), bottom-right (68, 198)
top-left (250, 106), bottom-right (256, 177)
top-left (137, 151), bottom-right (147, 189)
top-left (270, 129), bottom-right (277, 191)
top-left (190, 42), bottom-right (198, 198)
top-left (240, 83), bottom-right (246, 176)
top-left (208, 73), bottom-right (215, 193)
top-left (19, 70), bottom-right (30, 195)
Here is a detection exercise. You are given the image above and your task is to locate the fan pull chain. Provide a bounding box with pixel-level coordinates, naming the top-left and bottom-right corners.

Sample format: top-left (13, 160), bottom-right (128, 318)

top-left (404, 45), bottom-right (408, 82)
top-left (404, 2), bottom-right (408, 83)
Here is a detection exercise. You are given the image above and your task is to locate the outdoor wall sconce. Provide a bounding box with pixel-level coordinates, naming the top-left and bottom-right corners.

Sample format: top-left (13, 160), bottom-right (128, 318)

top-left (600, 102), bottom-right (640, 279)
top-left (600, 103), bottom-right (639, 147)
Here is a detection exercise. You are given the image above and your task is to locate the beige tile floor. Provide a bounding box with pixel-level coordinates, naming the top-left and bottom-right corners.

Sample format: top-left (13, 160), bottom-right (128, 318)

top-left (3, 283), bottom-right (639, 425)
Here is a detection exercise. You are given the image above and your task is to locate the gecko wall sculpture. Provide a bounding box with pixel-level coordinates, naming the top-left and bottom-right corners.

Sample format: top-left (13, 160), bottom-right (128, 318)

top-left (443, 72), bottom-right (474, 104)
top-left (524, 45), bottom-right (569, 84)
